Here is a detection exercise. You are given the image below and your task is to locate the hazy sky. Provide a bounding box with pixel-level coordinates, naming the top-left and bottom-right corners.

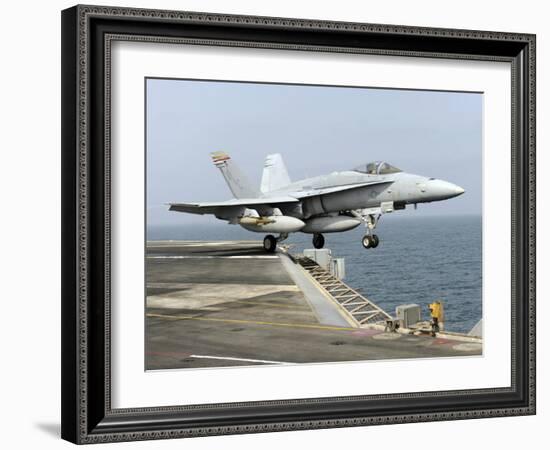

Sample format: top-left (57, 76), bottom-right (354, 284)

top-left (146, 78), bottom-right (482, 226)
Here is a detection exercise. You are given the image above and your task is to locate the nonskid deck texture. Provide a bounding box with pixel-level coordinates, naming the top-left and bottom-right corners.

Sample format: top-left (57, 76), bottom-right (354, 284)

top-left (145, 241), bottom-right (482, 370)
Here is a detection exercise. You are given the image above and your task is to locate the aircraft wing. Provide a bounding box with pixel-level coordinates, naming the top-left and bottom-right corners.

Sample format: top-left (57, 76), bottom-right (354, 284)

top-left (169, 181), bottom-right (392, 217)
top-left (168, 196), bottom-right (299, 216)
top-left (289, 180), bottom-right (392, 199)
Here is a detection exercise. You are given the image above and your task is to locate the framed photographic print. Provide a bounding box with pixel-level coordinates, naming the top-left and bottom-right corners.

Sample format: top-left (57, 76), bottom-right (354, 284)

top-left (61, 4), bottom-right (536, 444)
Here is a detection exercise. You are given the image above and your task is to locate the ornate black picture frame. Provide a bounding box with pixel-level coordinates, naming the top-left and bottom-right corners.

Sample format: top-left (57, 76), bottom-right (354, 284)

top-left (61, 4), bottom-right (536, 444)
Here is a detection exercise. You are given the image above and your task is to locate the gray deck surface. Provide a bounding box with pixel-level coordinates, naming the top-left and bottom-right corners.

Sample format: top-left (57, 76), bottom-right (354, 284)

top-left (146, 241), bottom-right (482, 370)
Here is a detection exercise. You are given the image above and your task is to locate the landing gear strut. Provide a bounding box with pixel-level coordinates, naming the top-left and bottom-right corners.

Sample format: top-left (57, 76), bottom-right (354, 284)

top-left (312, 233), bottom-right (325, 249)
top-left (352, 211), bottom-right (381, 250)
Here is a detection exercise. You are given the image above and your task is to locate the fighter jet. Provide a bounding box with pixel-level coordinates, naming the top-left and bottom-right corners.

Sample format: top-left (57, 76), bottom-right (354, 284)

top-left (169, 152), bottom-right (464, 252)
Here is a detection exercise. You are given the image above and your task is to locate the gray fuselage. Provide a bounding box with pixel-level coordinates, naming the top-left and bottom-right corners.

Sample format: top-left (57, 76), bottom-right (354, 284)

top-left (270, 171), bottom-right (464, 219)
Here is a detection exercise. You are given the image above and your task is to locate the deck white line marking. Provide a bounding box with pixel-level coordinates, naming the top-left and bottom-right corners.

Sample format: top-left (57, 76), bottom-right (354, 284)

top-left (189, 354), bottom-right (292, 365)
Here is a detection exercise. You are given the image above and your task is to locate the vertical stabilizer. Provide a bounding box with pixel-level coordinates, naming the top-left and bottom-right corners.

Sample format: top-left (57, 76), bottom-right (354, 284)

top-left (210, 152), bottom-right (259, 199)
top-left (260, 153), bottom-right (291, 193)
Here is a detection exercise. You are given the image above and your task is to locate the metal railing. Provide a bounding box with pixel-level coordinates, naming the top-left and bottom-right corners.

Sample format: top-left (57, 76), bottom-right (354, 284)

top-left (296, 257), bottom-right (392, 327)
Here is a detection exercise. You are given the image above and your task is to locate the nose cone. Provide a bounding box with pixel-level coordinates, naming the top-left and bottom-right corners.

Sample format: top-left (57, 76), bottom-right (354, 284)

top-left (429, 179), bottom-right (465, 200)
top-left (454, 185), bottom-right (465, 196)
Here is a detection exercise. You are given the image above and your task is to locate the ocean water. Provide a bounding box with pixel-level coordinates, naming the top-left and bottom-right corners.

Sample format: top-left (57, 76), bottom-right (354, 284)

top-left (148, 214), bottom-right (482, 333)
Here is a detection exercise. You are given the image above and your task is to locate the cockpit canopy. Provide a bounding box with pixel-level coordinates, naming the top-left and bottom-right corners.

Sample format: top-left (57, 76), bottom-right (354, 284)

top-left (352, 161), bottom-right (402, 175)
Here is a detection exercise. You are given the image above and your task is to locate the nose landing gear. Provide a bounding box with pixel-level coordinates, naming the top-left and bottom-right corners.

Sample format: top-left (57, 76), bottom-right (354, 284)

top-left (362, 234), bottom-right (379, 249)
top-left (352, 210), bottom-right (382, 250)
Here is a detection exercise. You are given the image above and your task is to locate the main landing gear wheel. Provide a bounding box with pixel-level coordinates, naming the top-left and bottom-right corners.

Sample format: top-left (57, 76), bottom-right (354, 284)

top-left (362, 234), bottom-right (380, 249)
top-left (263, 234), bottom-right (277, 253)
top-left (312, 233), bottom-right (325, 249)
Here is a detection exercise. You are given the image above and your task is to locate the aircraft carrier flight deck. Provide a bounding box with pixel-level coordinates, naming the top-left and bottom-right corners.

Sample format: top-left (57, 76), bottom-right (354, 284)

top-left (146, 240), bottom-right (482, 370)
